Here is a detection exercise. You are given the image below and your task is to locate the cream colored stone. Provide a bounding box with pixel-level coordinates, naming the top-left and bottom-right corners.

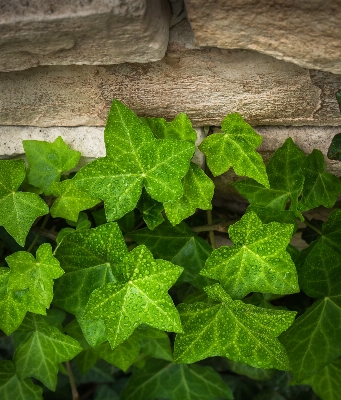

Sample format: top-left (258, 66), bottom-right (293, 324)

top-left (2, 48), bottom-right (340, 127)
top-left (0, 0), bottom-right (170, 72)
top-left (184, 0), bottom-right (341, 74)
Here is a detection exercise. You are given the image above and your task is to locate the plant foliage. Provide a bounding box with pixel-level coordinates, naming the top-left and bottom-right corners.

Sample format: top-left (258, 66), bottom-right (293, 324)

top-left (0, 98), bottom-right (340, 400)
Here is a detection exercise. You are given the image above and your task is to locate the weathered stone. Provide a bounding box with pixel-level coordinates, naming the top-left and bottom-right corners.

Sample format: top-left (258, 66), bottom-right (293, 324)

top-left (0, 0), bottom-right (170, 72)
top-left (184, 0), bottom-right (341, 74)
top-left (1, 46), bottom-right (341, 127)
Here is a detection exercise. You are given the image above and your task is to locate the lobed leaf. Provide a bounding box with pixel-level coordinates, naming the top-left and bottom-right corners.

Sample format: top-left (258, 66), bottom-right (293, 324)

top-left (199, 113), bottom-right (269, 187)
top-left (121, 358), bottom-right (233, 400)
top-left (201, 212), bottom-right (298, 299)
top-left (0, 360), bottom-right (43, 400)
top-left (13, 314), bottom-right (82, 391)
top-left (73, 100), bottom-right (194, 221)
top-left (174, 284), bottom-right (296, 370)
top-left (83, 246), bottom-right (183, 348)
top-left (0, 160), bottom-right (48, 246)
top-left (23, 136), bottom-right (81, 194)
top-left (164, 162), bottom-right (214, 225)
top-left (130, 221), bottom-right (213, 289)
top-left (137, 189), bottom-right (164, 230)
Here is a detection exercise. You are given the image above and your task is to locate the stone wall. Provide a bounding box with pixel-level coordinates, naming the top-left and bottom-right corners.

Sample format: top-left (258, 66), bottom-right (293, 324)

top-left (1, 0), bottom-right (341, 182)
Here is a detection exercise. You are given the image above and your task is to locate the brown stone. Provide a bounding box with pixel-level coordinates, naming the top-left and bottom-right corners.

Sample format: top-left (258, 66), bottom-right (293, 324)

top-left (184, 0), bottom-right (341, 74)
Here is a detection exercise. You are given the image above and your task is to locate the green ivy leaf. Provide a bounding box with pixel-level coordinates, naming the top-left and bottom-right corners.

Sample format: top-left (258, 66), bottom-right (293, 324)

top-left (73, 100), bottom-right (194, 221)
top-left (303, 358), bottom-right (341, 400)
top-left (174, 284), bottom-right (296, 370)
top-left (280, 219), bottom-right (341, 382)
top-left (121, 358), bottom-right (233, 400)
top-left (137, 189), bottom-right (164, 230)
top-left (0, 160), bottom-right (48, 246)
top-left (164, 163), bottom-right (214, 225)
top-left (227, 360), bottom-right (275, 381)
top-left (130, 221), bottom-right (213, 289)
top-left (233, 138), bottom-right (305, 216)
top-left (327, 133), bottom-right (341, 161)
top-left (0, 360), bottom-right (43, 400)
top-left (247, 206), bottom-right (298, 233)
top-left (6, 244), bottom-right (63, 315)
top-left (13, 314), bottom-right (82, 391)
top-left (199, 113), bottom-right (269, 187)
top-left (83, 245), bottom-right (183, 348)
top-left (23, 136), bottom-right (81, 194)
top-left (0, 268), bottom-right (30, 335)
top-left (200, 212), bottom-right (298, 299)
top-left (50, 179), bottom-right (100, 222)
top-left (140, 113), bottom-right (197, 143)
top-left (134, 325), bottom-right (173, 362)
top-left (298, 149), bottom-right (341, 211)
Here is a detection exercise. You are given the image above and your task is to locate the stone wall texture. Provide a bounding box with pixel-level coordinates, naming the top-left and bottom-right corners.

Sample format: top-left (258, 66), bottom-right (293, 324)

top-left (0, 0), bottom-right (170, 72)
top-left (185, 0), bottom-right (341, 74)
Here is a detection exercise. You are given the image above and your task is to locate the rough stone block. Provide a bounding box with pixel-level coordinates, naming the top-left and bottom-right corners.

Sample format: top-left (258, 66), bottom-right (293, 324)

top-left (0, 0), bottom-right (170, 72)
top-left (184, 0), bottom-right (341, 74)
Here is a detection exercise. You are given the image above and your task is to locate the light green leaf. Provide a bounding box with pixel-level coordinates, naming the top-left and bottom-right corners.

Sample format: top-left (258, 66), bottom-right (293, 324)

top-left (13, 313), bottom-right (82, 390)
top-left (50, 179), bottom-right (100, 222)
top-left (73, 100), bottom-right (194, 221)
top-left (137, 189), bottom-right (164, 230)
top-left (199, 113), bottom-right (269, 186)
top-left (0, 360), bottom-right (43, 400)
top-left (303, 358), bottom-right (341, 400)
top-left (130, 221), bottom-right (213, 289)
top-left (0, 160), bottom-right (48, 246)
top-left (299, 149), bottom-right (341, 211)
top-left (174, 284), bottom-right (296, 370)
top-left (121, 358), bottom-right (233, 400)
top-left (23, 136), bottom-right (81, 194)
top-left (164, 163), bottom-right (214, 225)
top-left (247, 206), bottom-right (298, 233)
top-left (83, 245), bottom-right (183, 348)
top-left (6, 244), bottom-right (64, 315)
top-left (54, 222), bottom-right (128, 273)
top-left (200, 212), bottom-right (298, 299)
top-left (140, 113), bottom-right (197, 143)
top-left (0, 268), bottom-right (30, 335)
top-left (233, 138), bottom-right (305, 216)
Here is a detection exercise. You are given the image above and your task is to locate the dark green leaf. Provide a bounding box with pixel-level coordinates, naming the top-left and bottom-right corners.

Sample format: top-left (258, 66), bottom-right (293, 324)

top-left (227, 359), bottom-right (275, 381)
top-left (201, 212), bottom-right (298, 299)
top-left (174, 284), bottom-right (296, 370)
top-left (121, 358), bottom-right (233, 400)
top-left (298, 149), bottom-right (341, 211)
top-left (73, 100), bottom-right (194, 221)
top-left (199, 113), bottom-right (269, 187)
top-left (327, 133), bottom-right (341, 161)
top-left (23, 136), bottom-right (81, 194)
top-left (137, 189), bottom-right (164, 230)
top-left (13, 314), bottom-right (82, 390)
top-left (130, 221), bottom-right (213, 289)
top-left (0, 360), bottom-right (43, 400)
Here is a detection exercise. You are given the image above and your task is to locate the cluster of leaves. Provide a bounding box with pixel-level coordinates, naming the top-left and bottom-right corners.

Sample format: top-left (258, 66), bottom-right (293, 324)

top-left (0, 97), bottom-right (341, 400)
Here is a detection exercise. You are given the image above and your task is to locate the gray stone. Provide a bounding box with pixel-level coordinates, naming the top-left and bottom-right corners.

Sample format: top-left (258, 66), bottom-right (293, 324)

top-left (184, 0), bottom-right (341, 74)
top-left (0, 0), bottom-right (170, 72)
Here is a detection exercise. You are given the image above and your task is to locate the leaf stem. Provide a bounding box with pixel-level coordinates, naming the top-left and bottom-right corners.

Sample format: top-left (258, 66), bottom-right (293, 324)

top-left (206, 210), bottom-right (216, 249)
top-left (192, 219), bottom-right (238, 233)
top-left (27, 213), bottom-right (50, 253)
top-left (304, 217), bottom-right (322, 235)
top-left (65, 361), bottom-right (79, 400)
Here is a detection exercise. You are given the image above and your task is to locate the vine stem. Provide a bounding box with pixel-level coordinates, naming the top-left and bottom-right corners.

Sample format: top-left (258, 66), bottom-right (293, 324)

top-left (27, 213), bottom-right (50, 253)
top-left (65, 361), bottom-right (79, 400)
top-left (192, 219), bottom-right (238, 233)
top-left (206, 210), bottom-right (216, 249)
top-left (304, 217), bottom-right (322, 235)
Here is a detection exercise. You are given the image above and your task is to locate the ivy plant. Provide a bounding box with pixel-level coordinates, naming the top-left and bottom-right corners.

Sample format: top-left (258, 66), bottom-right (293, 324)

top-left (0, 97), bottom-right (340, 400)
